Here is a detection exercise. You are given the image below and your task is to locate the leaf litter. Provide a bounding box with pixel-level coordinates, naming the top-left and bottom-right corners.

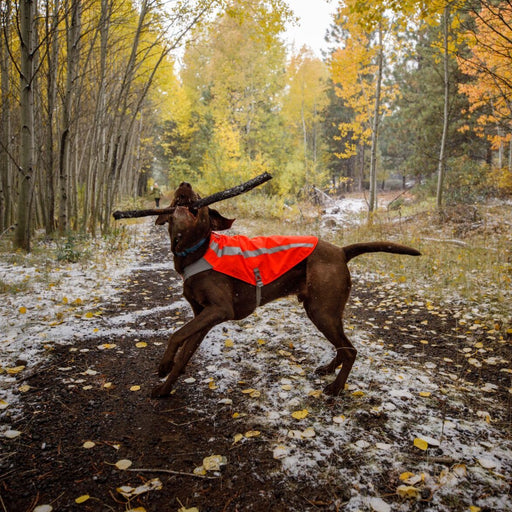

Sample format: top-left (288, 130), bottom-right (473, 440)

top-left (0, 208), bottom-right (510, 511)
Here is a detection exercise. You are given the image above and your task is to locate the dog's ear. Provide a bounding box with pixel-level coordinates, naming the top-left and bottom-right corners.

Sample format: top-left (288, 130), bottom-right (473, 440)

top-left (208, 208), bottom-right (235, 231)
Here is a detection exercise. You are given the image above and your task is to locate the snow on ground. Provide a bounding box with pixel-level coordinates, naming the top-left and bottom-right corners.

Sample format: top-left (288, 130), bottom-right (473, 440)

top-left (192, 299), bottom-right (511, 511)
top-left (0, 222), bottom-right (154, 413)
top-left (321, 197), bottom-right (367, 228)
top-left (1, 208), bottom-right (511, 511)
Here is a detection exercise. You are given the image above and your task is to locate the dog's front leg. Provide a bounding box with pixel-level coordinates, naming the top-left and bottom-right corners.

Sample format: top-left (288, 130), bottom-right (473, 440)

top-left (152, 304), bottom-right (233, 398)
top-left (151, 329), bottom-right (209, 398)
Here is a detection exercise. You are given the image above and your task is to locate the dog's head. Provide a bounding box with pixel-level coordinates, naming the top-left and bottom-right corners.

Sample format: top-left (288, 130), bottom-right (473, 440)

top-left (157, 182), bottom-right (234, 256)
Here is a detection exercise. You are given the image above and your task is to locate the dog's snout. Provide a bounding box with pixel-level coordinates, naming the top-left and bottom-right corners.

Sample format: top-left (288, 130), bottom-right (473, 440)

top-left (179, 182), bottom-right (192, 189)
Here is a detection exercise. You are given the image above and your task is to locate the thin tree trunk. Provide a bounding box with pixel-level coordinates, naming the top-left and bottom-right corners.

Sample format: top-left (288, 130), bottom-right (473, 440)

top-left (369, 25), bottom-right (383, 216)
top-left (58, 0), bottom-right (81, 234)
top-left (436, 6), bottom-right (450, 210)
top-left (0, 2), bottom-right (12, 231)
top-left (15, 0), bottom-right (37, 251)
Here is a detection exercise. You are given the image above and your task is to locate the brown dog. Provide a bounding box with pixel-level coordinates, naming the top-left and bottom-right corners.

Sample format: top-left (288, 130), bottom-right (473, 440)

top-left (151, 182), bottom-right (420, 398)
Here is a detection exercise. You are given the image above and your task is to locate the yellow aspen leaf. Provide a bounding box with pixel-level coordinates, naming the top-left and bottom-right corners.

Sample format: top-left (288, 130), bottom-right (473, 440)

top-left (291, 409), bottom-right (309, 420)
top-left (85, 312), bottom-right (94, 319)
top-left (419, 391), bottom-right (431, 397)
top-left (232, 412), bottom-right (240, 418)
top-left (469, 507), bottom-right (481, 512)
top-left (135, 342), bottom-right (147, 348)
top-left (208, 381), bottom-right (218, 390)
top-left (103, 382), bottom-right (113, 389)
top-left (0, 400), bottom-right (9, 410)
top-left (308, 390), bottom-right (322, 398)
top-left (18, 384), bottom-right (31, 393)
top-left (399, 471), bottom-right (415, 481)
top-left (244, 430), bottom-right (260, 438)
top-left (6, 366), bottom-right (25, 375)
top-left (301, 427), bottom-right (316, 438)
top-left (420, 339), bottom-right (429, 345)
top-left (273, 445), bottom-right (289, 459)
top-left (203, 454), bottom-right (226, 471)
top-left (396, 485), bottom-right (420, 499)
top-left (129, 385), bottom-right (140, 392)
top-left (224, 339), bottom-right (234, 348)
top-left (75, 495), bottom-right (90, 504)
top-left (62, 297), bottom-right (68, 304)
top-left (19, 306), bottom-right (27, 314)
top-left (413, 438), bottom-right (428, 451)
top-left (82, 441), bottom-right (95, 449)
top-left (73, 298), bottom-right (83, 305)
top-left (115, 459), bottom-right (132, 470)
top-left (193, 466), bottom-right (206, 476)
top-left (250, 390), bottom-right (260, 398)
top-left (233, 433), bottom-right (243, 444)
top-left (241, 388), bottom-right (256, 394)
top-left (281, 384), bottom-right (292, 391)
top-left (178, 507), bottom-right (199, 512)
top-left (352, 390), bottom-right (365, 397)
top-left (332, 415), bottom-right (345, 424)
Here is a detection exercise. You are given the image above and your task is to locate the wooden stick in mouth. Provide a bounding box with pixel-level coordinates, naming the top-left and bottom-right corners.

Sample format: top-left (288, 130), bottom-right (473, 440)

top-left (113, 172), bottom-right (273, 220)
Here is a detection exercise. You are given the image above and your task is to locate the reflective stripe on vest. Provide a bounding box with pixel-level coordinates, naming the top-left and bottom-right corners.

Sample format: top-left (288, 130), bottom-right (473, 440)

top-left (183, 233), bottom-right (318, 286)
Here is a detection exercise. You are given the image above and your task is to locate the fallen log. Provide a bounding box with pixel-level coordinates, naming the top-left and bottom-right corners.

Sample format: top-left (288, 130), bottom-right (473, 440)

top-left (113, 172), bottom-right (272, 220)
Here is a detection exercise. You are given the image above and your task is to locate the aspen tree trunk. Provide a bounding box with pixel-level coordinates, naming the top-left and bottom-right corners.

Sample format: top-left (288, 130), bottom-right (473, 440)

top-left (369, 25), bottom-right (383, 216)
top-left (15, 0), bottom-right (37, 251)
top-left (436, 6), bottom-right (450, 210)
top-left (58, 0), bottom-right (81, 234)
top-left (44, 0), bottom-right (59, 234)
top-left (0, 2), bottom-right (12, 231)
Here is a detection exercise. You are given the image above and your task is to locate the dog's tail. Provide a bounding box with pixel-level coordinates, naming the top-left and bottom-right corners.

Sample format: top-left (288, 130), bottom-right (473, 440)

top-left (343, 242), bottom-right (421, 263)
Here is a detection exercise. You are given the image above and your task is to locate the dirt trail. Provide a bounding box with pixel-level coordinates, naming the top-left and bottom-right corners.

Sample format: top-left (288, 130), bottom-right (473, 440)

top-left (1, 227), bottom-right (511, 512)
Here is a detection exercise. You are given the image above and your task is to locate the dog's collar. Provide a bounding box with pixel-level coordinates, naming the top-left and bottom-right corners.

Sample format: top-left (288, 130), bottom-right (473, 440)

top-left (174, 236), bottom-right (208, 258)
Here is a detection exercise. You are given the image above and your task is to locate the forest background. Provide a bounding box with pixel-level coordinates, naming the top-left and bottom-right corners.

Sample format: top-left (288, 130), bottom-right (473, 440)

top-left (1, 0), bottom-right (512, 252)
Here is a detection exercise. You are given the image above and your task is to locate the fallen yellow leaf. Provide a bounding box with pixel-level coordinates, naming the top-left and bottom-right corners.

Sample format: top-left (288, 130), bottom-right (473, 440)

top-left (82, 441), bottom-right (96, 449)
top-left (233, 433), bottom-right (243, 444)
top-left (396, 485), bottom-right (420, 499)
top-left (291, 409), bottom-right (309, 420)
top-left (413, 438), bottom-right (428, 451)
top-left (224, 339), bottom-right (234, 348)
top-left (75, 495), bottom-right (90, 504)
top-left (6, 366), bottom-right (25, 375)
top-left (19, 306), bottom-right (27, 314)
top-left (130, 385), bottom-right (141, 392)
top-left (135, 341), bottom-right (147, 348)
top-left (203, 454), bottom-right (226, 471)
top-left (115, 459), bottom-right (132, 470)
top-left (419, 391), bottom-right (431, 397)
top-left (244, 430), bottom-right (260, 438)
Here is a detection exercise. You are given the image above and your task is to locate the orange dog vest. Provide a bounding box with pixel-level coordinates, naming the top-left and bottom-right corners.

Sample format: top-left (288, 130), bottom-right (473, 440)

top-left (182, 233), bottom-right (318, 287)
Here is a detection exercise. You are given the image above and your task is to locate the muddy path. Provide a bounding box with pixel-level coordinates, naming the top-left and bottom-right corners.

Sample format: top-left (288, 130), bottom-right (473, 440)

top-left (1, 228), bottom-right (511, 512)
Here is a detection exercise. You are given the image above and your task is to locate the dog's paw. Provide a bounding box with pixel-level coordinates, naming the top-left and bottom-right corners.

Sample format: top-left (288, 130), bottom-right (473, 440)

top-left (158, 360), bottom-right (173, 378)
top-left (150, 384), bottom-right (169, 399)
top-left (322, 382), bottom-right (341, 397)
top-left (315, 363), bottom-right (334, 376)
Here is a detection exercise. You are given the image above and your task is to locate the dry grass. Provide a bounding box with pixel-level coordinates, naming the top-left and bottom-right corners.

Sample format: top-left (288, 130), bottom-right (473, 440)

top-left (231, 194), bottom-right (512, 332)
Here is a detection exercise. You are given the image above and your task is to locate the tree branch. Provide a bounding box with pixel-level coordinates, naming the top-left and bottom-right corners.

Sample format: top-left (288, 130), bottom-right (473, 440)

top-left (113, 172), bottom-right (273, 220)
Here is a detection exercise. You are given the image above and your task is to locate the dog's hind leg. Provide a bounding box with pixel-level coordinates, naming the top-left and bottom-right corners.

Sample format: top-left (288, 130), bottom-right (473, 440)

top-left (302, 264), bottom-right (357, 396)
top-left (305, 302), bottom-right (357, 396)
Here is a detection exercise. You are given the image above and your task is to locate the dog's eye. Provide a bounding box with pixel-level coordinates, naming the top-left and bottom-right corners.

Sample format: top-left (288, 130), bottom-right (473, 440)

top-left (173, 233), bottom-right (182, 246)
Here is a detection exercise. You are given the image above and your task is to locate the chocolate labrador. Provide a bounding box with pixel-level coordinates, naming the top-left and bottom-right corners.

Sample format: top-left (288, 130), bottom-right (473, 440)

top-left (151, 182), bottom-right (420, 398)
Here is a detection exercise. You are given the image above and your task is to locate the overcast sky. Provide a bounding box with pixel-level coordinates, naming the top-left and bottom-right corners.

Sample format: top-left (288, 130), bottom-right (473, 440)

top-left (283, 0), bottom-right (338, 57)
